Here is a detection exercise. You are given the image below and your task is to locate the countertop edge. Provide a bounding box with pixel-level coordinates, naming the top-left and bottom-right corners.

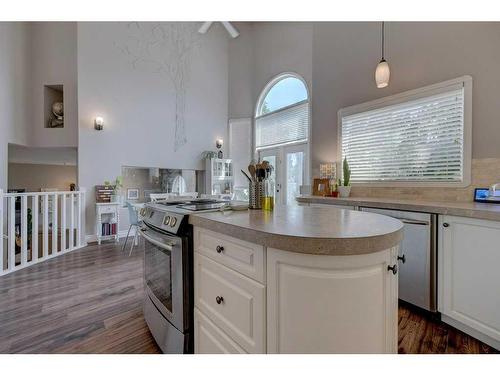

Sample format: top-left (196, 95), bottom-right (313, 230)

top-left (296, 195), bottom-right (500, 222)
top-left (189, 213), bottom-right (403, 256)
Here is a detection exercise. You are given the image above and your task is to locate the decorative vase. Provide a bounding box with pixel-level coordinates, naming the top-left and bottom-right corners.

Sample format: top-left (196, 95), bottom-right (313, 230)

top-left (337, 186), bottom-right (351, 198)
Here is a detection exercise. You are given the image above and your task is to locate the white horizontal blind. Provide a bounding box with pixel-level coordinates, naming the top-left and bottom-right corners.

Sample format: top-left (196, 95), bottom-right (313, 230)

top-left (341, 86), bottom-right (465, 183)
top-left (255, 101), bottom-right (309, 149)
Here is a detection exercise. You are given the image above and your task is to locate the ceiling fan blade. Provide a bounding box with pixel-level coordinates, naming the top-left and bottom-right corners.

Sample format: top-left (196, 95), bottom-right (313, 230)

top-left (221, 22), bottom-right (240, 38)
top-left (198, 22), bottom-right (213, 34)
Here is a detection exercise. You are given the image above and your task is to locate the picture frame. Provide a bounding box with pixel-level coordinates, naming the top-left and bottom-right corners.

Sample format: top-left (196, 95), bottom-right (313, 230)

top-left (312, 178), bottom-right (331, 196)
top-left (127, 188), bottom-right (139, 200)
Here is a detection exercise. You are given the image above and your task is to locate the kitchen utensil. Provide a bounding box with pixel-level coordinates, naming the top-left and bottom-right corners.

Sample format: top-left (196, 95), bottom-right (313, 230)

top-left (248, 164), bottom-right (256, 181)
top-left (241, 170), bottom-right (252, 183)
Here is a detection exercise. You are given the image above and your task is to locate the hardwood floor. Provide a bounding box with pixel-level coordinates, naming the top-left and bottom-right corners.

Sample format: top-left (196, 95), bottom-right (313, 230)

top-left (0, 240), bottom-right (496, 354)
top-left (398, 302), bottom-right (497, 354)
top-left (0, 240), bottom-right (160, 353)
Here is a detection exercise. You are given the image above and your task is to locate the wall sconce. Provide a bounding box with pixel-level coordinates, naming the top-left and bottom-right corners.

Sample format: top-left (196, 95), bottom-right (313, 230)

top-left (216, 138), bottom-right (224, 159)
top-left (94, 116), bottom-right (104, 131)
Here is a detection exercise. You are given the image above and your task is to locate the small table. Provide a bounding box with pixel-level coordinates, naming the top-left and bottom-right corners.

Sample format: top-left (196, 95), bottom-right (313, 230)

top-left (95, 202), bottom-right (120, 244)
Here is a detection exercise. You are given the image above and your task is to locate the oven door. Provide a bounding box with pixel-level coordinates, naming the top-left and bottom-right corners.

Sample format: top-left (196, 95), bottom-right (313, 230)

top-left (140, 225), bottom-right (185, 332)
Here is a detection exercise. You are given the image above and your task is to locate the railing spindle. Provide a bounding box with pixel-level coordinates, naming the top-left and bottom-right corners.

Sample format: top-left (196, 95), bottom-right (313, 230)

top-left (21, 196), bottom-right (28, 265)
top-left (70, 193), bottom-right (75, 250)
top-left (8, 197), bottom-right (16, 271)
top-left (61, 194), bottom-right (67, 252)
top-left (52, 194), bottom-right (58, 256)
top-left (43, 194), bottom-right (49, 259)
top-left (32, 195), bottom-right (39, 263)
top-left (77, 192), bottom-right (82, 248)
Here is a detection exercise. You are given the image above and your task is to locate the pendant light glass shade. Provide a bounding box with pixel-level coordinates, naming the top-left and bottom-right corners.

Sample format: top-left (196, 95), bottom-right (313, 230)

top-left (375, 58), bottom-right (390, 88)
top-left (375, 22), bottom-right (390, 88)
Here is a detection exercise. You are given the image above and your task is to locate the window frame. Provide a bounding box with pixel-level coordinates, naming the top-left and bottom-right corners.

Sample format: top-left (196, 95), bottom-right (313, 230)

top-left (254, 72), bottom-right (311, 151)
top-left (337, 75), bottom-right (473, 188)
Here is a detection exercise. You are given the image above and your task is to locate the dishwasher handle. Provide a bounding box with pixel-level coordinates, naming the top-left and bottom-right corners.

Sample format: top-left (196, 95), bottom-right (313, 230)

top-left (400, 218), bottom-right (430, 226)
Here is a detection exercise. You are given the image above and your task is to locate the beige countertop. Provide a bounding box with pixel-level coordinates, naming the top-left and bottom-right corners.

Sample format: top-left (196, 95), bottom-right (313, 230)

top-left (296, 195), bottom-right (500, 221)
top-left (189, 205), bottom-right (403, 256)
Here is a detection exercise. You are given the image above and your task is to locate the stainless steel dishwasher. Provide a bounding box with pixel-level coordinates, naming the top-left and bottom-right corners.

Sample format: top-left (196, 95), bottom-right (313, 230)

top-left (360, 207), bottom-right (437, 312)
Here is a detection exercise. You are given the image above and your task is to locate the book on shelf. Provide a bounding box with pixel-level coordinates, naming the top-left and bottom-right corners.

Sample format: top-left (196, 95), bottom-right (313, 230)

top-left (101, 222), bottom-right (117, 236)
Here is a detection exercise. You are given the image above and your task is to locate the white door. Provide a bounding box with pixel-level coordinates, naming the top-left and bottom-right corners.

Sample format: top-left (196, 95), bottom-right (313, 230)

top-left (259, 148), bottom-right (281, 205)
top-left (439, 215), bottom-right (500, 348)
top-left (283, 144), bottom-right (308, 206)
top-left (258, 143), bottom-right (308, 206)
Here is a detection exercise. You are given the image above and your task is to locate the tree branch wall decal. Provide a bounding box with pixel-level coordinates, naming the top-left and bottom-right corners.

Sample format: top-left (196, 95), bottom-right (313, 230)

top-left (115, 22), bottom-right (200, 151)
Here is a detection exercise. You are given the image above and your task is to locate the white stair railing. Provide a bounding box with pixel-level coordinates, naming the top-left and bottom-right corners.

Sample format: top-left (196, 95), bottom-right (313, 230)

top-left (0, 188), bottom-right (86, 276)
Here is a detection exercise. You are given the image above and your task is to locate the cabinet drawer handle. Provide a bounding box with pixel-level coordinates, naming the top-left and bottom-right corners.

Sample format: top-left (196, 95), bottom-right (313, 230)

top-left (216, 245), bottom-right (224, 254)
top-left (215, 296), bottom-right (224, 305)
top-left (443, 222), bottom-right (450, 227)
top-left (397, 255), bottom-right (406, 264)
top-left (387, 264), bottom-right (398, 275)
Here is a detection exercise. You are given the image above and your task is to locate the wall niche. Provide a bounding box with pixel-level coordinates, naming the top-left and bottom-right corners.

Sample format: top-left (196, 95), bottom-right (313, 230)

top-left (44, 84), bottom-right (64, 128)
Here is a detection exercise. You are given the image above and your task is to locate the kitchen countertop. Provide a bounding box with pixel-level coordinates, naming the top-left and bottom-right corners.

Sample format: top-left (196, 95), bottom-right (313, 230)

top-left (296, 195), bottom-right (500, 221)
top-left (189, 205), bottom-right (403, 256)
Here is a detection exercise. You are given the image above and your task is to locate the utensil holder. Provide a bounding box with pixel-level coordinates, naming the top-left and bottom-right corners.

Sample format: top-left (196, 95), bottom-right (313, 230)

top-left (249, 181), bottom-right (264, 209)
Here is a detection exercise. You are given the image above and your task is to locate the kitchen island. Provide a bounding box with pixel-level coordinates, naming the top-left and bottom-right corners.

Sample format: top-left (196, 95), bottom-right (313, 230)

top-left (189, 205), bottom-right (403, 354)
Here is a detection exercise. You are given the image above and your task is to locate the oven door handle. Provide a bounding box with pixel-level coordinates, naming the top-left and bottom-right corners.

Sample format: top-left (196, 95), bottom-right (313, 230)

top-left (139, 228), bottom-right (175, 251)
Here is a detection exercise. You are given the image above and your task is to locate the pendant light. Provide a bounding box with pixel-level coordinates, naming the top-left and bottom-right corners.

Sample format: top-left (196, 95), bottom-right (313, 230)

top-left (375, 21), bottom-right (390, 88)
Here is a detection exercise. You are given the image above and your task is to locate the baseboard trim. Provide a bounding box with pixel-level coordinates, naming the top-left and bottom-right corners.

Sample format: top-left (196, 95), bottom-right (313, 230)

top-left (441, 314), bottom-right (500, 351)
top-left (86, 227), bottom-right (137, 244)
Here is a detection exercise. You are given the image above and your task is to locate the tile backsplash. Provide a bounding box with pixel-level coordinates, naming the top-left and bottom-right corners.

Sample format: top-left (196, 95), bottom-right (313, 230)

top-left (349, 158), bottom-right (500, 202)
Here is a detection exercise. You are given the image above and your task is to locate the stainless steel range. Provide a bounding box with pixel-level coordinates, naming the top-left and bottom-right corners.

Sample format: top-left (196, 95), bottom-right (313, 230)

top-left (139, 199), bottom-right (227, 353)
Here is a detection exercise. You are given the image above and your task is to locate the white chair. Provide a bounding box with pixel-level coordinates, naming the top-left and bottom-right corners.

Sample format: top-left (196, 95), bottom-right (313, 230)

top-left (122, 202), bottom-right (142, 256)
top-left (150, 193), bottom-right (176, 202)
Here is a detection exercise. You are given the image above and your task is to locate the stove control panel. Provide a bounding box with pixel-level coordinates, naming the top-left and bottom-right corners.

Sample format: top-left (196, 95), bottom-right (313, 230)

top-left (142, 204), bottom-right (185, 234)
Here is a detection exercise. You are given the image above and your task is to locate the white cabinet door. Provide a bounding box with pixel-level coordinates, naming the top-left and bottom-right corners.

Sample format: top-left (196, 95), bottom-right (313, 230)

top-left (266, 246), bottom-right (398, 353)
top-left (194, 253), bottom-right (266, 353)
top-left (194, 308), bottom-right (246, 354)
top-left (439, 215), bottom-right (500, 348)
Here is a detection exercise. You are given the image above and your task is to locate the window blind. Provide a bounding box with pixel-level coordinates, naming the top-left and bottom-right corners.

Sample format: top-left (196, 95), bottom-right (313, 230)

top-left (255, 101), bottom-right (309, 149)
top-left (341, 86), bottom-right (465, 183)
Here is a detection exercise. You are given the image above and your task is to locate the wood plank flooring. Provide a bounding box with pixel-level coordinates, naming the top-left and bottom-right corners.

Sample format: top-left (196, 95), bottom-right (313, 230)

top-left (0, 240), bottom-right (160, 353)
top-left (0, 240), bottom-right (496, 354)
top-left (398, 302), bottom-right (497, 354)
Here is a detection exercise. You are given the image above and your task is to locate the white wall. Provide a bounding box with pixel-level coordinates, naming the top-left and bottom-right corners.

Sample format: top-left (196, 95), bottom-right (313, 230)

top-left (0, 22), bottom-right (32, 190)
top-left (31, 22), bottom-right (78, 147)
top-left (253, 22), bottom-right (313, 111)
top-left (228, 23), bottom-right (255, 119)
top-left (78, 22), bottom-right (229, 234)
top-left (8, 163), bottom-right (77, 192)
top-left (8, 144), bottom-right (77, 166)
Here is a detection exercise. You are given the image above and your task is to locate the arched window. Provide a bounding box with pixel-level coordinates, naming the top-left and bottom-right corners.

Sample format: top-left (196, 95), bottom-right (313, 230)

top-left (255, 74), bottom-right (309, 149)
top-left (255, 73), bottom-right (310, 206)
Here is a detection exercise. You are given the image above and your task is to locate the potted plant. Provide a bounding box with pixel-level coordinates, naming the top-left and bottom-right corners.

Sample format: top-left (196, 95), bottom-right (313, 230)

top-left (107, 176), bottom-right (123, 203)
top-left (337, 157), bottom-right (351, 198)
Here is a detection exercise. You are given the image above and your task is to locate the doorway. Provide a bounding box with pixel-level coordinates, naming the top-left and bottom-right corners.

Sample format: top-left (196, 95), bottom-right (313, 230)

top-left (258, 143), bottom-right (308, 206)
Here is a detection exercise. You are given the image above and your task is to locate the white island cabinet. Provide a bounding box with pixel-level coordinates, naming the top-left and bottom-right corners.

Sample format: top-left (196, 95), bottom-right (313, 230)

top-left (439, 215), bottom-right (500, 350)
top-left (266, 247), bottom-right (398, 353)
top-left (191, 206), bottom-right (403, 354)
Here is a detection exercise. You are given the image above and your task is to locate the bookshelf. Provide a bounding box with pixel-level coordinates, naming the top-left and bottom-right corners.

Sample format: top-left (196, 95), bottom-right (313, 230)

top-left (95, 202), bottom-right (120, 244)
